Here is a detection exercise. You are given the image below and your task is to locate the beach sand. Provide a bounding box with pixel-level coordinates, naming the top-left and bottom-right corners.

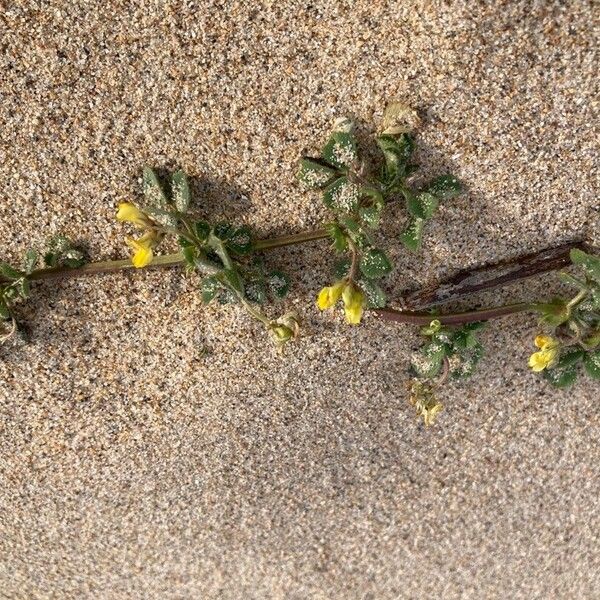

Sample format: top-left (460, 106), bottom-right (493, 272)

top-left (0, 1), bottom-right (598, 598)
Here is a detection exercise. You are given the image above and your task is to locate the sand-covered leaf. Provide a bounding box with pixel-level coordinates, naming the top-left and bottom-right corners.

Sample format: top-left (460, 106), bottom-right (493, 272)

top-left (399, 216), bottom-right (424, 251)
top-left (143, 167), bottom-right (168, 209)
top-left (267, 270), bottom-right (290, 299)
top-left (425, 175), bottom-right (462, 200)
top-left (323, 177), bottom-right (360, 213)
top-left (570, 249), bottom-right (600, 283)
top-left (359, 248), bottom-right (392, 279)
top-left (321, 131), bottom-right (358, 170)
top-left (297, 158), bottom-right (338, 189)
top-left (543, 350), bottom-right (583, 388)
top-left (359, 279), bottom-right (387, 308)
top-left (171, 170), bottom-right (191, 213)
top-left (583, 350), bottom-right (600, 379)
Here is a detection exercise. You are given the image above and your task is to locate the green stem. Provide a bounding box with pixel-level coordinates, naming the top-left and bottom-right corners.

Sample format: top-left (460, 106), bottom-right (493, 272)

top-left (373, 302), bottom-right (533, 326)
top-left (15, 228), bottom-right (330, 283)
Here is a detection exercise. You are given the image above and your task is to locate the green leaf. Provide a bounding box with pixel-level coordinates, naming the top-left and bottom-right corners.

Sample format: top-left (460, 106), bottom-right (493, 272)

top-left (359, 248), bottom-right (392, 279)
top-left (43, 252), bottom-right (58, 268)
top-left (201, 276), bottom-right (220, 304)
top-left (451, 342), bottom-right (484, 380)
top-left (321, 131), bottom-right (358, 170)
top-left (583, 350), bottom-right (600, 379)
top-left (143, 206), bottom-right (178, 228)
top-left (222, 269), bottom-right (243, 293)
top-left (570, 249), bottom-right (600, 283)
top-left (333, 258), bottom-right (351, 279)
top-left (359, 279), bottom-right (387, 309)
top-left (323, 177), bottom-right (360, 213)
top-left (296, 158), bottom-right (338, 188)
top-left (267, 270), bottom-right (290, 299)
top-left (404, 190), bottom-right (439, 220)
top-left (194, 220), bottom-right (211, 242)
top-left (62, 249), bottom-right (85, 268)
top-left (0, 299), bottom-right (10, 320)
top-left (399, 216), bottom-right (424, 251)
top-left (143, 167), bottom-right (168, 209)
top-left (24, 249), bottom-right (38, 274)
top-left (181, 245), bottom-right (196, 267)
top-left (412, 340), bottom-right (447, 378)
top-left (359, 205), bottom-right (381, 228)
top-left (534, 299), bottom-right (570, 327)
top-left (48, 235), bottom-right (71, 253)
top-left (17, 278), bottom-right (30, 299)
top-left (0, 263), bottom-right (23, 280)
top-left (244, 280), bottom-right (267, 304)
top-left (425, 175), bottom-right (462, 200)
top-left (543, 350), bottom-right (583, 388)
top-left (227, 226), bottom-right (253, 255)
top-left (376, 134), bottom-right (414, 180)
top-left (212, 222), bottom-right (233, 241)
top-left (326, 223), bottom-right (348, 252)
top-left (171, 170), bottom-right (191, 213)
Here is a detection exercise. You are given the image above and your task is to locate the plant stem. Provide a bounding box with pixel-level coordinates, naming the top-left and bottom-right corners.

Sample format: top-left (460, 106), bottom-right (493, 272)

top-left (10, 228), bottom-right (330, 284)
top-left (373, 302), bottom-right (533, 326)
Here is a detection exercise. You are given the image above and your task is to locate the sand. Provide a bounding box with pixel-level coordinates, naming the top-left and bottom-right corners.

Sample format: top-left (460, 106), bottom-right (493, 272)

top-left (0, 1), bottom-right (598, 598)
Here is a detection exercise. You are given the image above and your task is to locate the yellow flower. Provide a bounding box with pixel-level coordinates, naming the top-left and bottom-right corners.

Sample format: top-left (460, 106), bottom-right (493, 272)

top-left (342, 283), bottom-right (365, 325)
top-left (528, 334), bottom-right (559, 372)
top-left (408, 379), bottom-right (443, 426)
top-left (116, 202), bottom-right (152, 229)
top-left (125, 232), bottom-right (156, 268)
top-left (316, 281), bottom-right (345, 310)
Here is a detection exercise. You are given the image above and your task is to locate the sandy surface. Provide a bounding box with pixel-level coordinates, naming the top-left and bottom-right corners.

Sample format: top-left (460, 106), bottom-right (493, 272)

top-left (0, 1), bottom-right (598, 598)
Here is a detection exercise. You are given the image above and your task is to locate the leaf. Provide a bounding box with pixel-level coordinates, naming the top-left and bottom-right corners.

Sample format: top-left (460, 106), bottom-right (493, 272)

top-left (0, 263), bottom-right (23, 280)
top-left (227, 226), bottom-right (253, 255)
top-left (143, 167), bottom-right (168, 210)
top-left (333, 258), bottom-right (351, 279)
top-left (583, 350), bottom-right (600, 379)
top-left (570, 249), bottom-right (600, 283)
top-left (201, 276), bottom-right (220, 304)
top-left (404, 190), bottom-right (439, 220)
top-left (222, 269), bottom-right (243, 293)
top-left (543, 350), bottom-right (583, 388)
top-left (451, 342), bottom-right (484, 380)
top-left (359, 279), bottom-right (387, 308)
top-left (399, 216), bottom-right (424, 251)
top-left (359, 206), bottom-right (381, 228)
top-left (43, 252), bottom-right (58, 267)
top-left (425, 175), bottom-right (462, 200)
top-left (48, 235), bottom-right (71, 253)
top-left (17, 278), bottom-right (30, 299)
top-left (321, 131), bottom-right (358, 170)
top-left (212, 222), bottom-right (233, 241)
top-left (171, 170), bottom-right (191, 213)
top-left (359, 248), bottom-right (392, 279)
top-left (244, 280), bottom-right (267, 304)
top-left (143, 206), bottom-right (178, 228)
top-left (296, 158), bottom-right (338, 189)
top-left (534, 299), bottom-right (570, 327)
top-left (217, 288), bottom-right (237, 305)
top-left (24, 249), bottom-right (38, 274)
top-left (194, 220), bottom-right (211, 242)
top-left (267, 270), bottom-right (290, 299)
top-left (412, 340), bottom-right (447, 378)
top-left (323, 177), bottom-right (360, 213)
top-left (62, 249), bottom-right (85, 268)
top-left (376, 134), bottom-right (414, 182)
top-left (0, 299), bottom-right (10, 320)
top-left (181, 245), bottom-right (196, 267)
top-left (326, 223), bottom-right (348, 252)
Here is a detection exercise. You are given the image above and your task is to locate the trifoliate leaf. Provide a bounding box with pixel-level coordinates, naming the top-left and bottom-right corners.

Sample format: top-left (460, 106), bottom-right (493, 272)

top-left (583, 350), bottom-right (600, 379)
top-left (267, 270), bottom-right (290, 299)
top-left (323, 177), bottom-right (360, 213)
top-left (425, 175), bottom-right (462, 200)
top-left (143, 167), bottom-right (168, 210)
top-left (297, 158), bottom-right (338, 189)
top-left (359, 279), bottom-right (387, 308)
top-left (359, 248), bottom-right (392, 279)
top-left (201, 276), bottom-right (220, 304)
top-left (171, 170), bottom-right (191, 213)
top-left (321, 131), bottom-right (358, 170)
top-left (227, 226), bottom-right (253, 255)
top-left (399, 216), bottom-right (424, 251)
top-left (543, 350), bottom-right (583, 388)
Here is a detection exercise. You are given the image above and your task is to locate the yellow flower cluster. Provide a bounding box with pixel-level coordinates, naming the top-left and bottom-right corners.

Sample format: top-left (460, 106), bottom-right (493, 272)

top-left (408, 380), bottom-right (443, 427)
top-left (528, 335), bottom-right (559, 372)
top-left (316, 280), bottom-right (365, 325)
top-left (116, 203), bottom-right (159, 268)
